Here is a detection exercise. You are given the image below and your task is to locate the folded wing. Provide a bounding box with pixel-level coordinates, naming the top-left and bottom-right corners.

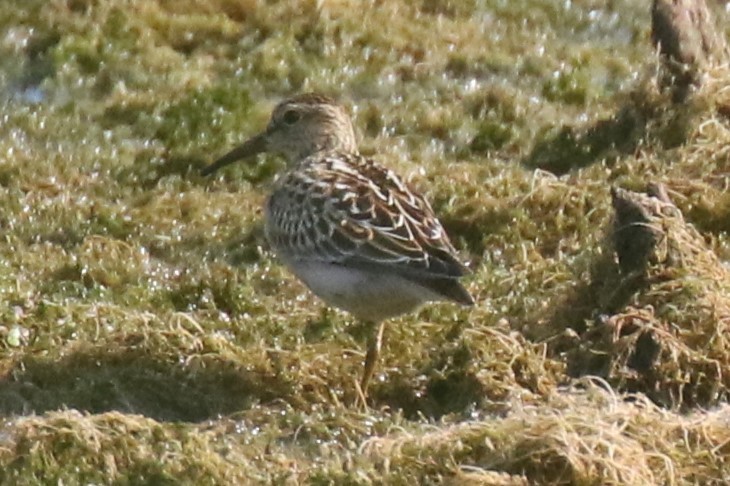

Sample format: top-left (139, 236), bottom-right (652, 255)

top-left (266, 152), bottom-right (473, 304)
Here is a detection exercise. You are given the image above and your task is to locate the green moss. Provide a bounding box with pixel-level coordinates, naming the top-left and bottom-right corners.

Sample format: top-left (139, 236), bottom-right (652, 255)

top-left (154, 85), bottom-right (254, 149)
top-left (542, 67), bottom-right (593, 105)
top-left (469, 119), bottom-right (515, 153)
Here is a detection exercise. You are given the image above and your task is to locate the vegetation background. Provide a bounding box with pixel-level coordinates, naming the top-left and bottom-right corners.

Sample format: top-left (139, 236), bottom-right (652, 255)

top-left (0, 0), bottom-right (728, 484)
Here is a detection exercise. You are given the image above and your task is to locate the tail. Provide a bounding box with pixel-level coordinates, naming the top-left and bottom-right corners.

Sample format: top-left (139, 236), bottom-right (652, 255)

top-left (413, 276), bottom-right (474, 306)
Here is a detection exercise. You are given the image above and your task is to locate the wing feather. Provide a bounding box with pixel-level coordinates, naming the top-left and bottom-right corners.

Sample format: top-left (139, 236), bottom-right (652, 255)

top-left (265, 152), bottom-right (468, 278)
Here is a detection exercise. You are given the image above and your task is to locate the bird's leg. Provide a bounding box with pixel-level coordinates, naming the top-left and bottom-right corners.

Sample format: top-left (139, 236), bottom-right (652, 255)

top-left (359, 321), bottom-right (386, 400)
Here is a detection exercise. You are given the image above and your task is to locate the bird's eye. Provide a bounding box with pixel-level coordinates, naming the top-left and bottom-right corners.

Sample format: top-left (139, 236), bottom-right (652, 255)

top-left (282, 110), bottom-right (301, 125)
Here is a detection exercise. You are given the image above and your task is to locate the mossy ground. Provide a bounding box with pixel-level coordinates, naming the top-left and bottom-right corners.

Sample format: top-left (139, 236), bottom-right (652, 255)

top-left (0, 0), bottom-right (729, 484)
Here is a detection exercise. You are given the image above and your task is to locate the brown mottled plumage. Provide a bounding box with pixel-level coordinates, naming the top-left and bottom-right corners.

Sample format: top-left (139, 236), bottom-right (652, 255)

top-left (202, 93), bottom-right (473, 402)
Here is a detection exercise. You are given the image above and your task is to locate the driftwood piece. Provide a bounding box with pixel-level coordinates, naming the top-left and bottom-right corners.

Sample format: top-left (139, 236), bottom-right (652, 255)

top-left (652, 0), bottom-right (729, 101)
top-left (564, 184), bottom-right (730, 409)
top-left (611, 183), bottom-right (684, 275)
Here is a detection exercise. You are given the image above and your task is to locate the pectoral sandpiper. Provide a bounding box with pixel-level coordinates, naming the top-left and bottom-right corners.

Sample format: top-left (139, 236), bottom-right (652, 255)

top-left (202, 93), bottom-right (473, 402)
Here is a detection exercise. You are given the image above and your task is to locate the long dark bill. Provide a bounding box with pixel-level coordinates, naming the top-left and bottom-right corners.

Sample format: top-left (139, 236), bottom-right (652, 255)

top-left (200, 132), bottom-right (267, 176)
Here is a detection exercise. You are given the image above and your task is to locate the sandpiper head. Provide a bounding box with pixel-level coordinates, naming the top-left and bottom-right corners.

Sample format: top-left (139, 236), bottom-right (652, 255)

top-left (201, 93), bottom-right (357, 176)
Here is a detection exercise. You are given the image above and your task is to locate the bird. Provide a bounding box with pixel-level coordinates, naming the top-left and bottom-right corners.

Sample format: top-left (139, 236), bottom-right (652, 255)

top-left (201, 93), bottom-right (473, 403)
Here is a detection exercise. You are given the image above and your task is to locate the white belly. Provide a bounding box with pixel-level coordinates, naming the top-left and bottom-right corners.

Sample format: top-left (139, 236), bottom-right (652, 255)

top-left (282, 258), bottom-right (443, 322)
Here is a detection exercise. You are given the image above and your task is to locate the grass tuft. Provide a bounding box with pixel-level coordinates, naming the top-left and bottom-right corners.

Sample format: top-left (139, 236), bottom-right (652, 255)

top-left (0, 0), bottom-right (729, 482)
